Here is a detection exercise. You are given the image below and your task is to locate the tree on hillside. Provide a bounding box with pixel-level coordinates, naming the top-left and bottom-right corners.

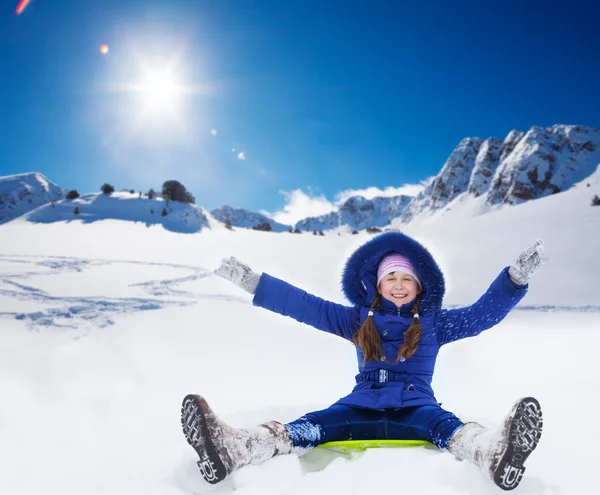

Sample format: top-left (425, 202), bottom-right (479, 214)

top-left (592, 194), bottom-right (600, 206)
top-left (162, 180), bottom-right (195, 204)
top-left (101, 183), bottom-right (115, 195)
top-left (147, 189), bottom-right (156, 200)
top-left (66, 190), bottom-right (80, 200)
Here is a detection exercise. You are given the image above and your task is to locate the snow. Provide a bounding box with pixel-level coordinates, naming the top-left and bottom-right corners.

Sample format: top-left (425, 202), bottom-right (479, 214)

top-left (1, 174), bottom-right (599, 495)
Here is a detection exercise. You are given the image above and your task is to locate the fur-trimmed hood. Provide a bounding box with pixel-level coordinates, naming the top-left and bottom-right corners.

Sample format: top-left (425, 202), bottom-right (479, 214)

top-left (341, 231), bottom-right (445, 314)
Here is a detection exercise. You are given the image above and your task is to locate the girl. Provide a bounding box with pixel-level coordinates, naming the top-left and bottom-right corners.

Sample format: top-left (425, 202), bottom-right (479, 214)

top-left (181, 232), bottom-right (547, 491)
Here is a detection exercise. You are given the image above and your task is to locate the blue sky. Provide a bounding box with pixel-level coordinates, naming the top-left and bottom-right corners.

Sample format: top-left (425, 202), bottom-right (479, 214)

top-left (1, 0), bottom-right (599, 223)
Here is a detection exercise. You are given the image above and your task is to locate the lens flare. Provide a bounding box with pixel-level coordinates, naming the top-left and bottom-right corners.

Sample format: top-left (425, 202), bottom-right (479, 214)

top-left (15, 0), bottom-right (30, 15)
top-left (237, 152), bottom-right (246, 160)
top-left (100, 44), bottom-right (110, 55)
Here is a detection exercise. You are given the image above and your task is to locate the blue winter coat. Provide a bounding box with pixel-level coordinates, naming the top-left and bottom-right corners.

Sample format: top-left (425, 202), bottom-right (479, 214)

top-left (252, 232), bottom-right (528, 411)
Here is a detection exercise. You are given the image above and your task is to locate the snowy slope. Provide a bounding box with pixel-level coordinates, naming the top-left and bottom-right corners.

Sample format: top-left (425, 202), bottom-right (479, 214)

top-left (0, 172), bottom-right (66, 225)
top-left (0, 173), bottom-right (599, 494)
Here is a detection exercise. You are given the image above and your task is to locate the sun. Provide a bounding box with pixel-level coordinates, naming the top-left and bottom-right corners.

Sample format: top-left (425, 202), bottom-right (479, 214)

top-left (140, 71), bottom-right (181, 111)
top-left (104, 48), bottom-right (212, 126)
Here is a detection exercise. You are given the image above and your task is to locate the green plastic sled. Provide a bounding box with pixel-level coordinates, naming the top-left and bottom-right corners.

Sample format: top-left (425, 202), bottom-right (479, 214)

top-left (318, 439), bottom-right (433, 454)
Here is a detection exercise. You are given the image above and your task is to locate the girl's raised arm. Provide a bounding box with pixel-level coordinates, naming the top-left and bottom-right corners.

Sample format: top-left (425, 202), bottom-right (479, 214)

top-left (214, 256), bottom-right (360, 340)
top-left (437, 240), bottom-right (547, 345)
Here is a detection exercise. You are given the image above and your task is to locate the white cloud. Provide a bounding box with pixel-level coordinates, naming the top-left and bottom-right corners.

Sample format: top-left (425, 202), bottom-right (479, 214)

top-left (263, 189), bottom-right (336, 226)
top-left (334, 183), bottom-right (424, 204)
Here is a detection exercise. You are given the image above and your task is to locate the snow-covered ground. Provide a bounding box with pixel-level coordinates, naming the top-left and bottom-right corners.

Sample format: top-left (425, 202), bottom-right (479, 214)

top-left (1, 176), bottom-right (599, 494)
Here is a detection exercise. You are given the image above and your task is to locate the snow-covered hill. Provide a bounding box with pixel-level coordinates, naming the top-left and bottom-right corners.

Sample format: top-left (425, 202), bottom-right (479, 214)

top-left (21, 190), bottom-right (213, 233)
top-left (1, 163), bottom-right (599, 494)
top-left (0, 172), bottom-right (66, 225)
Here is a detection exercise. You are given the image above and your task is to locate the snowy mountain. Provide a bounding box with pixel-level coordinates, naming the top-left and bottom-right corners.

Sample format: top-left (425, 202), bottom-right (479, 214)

top-left (210, 205), bottom-right (291, 232)
top-left (296, 124), bottom-right (600, 228)
top-left (23, 191), bottom-right (213, 233)
top-left (485, 124), bottom-right (600, 205)
top-left (0, 172), bottom-right (66, 225)
top-left (295, 194), bottom-right (413, 232)
top-left (2, 124), bottom-right (599, 234)
top-left (403, 124), bottom-right (600, 222)
top-left (1, 167), bottom-right (599, 495)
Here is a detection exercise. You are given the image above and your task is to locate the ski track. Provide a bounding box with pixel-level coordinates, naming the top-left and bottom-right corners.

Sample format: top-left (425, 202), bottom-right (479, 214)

top-left (0, 254), bottom-right (247, 333)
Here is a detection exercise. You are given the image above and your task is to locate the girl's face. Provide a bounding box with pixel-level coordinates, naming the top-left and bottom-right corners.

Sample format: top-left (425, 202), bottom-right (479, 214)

top-left (377, 271), bottom-right (420, 308)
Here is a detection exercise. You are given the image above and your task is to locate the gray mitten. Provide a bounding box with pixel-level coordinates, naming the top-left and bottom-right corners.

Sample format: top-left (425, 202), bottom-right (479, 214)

top-left (214, 256), bottom-right (261, 294)
top-left (508, 240), bottom-right (548, 285)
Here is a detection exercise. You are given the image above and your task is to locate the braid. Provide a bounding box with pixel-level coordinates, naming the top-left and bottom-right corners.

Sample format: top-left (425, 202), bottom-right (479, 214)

top-left (352, 294), bottom-right (384, 365)
top-left (396, 294), bottom-right (422, 362)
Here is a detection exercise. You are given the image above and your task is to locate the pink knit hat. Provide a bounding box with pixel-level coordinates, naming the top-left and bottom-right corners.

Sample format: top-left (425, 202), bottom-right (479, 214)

top-left (377, 254), bottom-right (421, 287)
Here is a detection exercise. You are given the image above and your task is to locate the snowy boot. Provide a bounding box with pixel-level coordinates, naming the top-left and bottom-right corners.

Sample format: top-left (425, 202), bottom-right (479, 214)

top-left (448, 397), bottom-right (543, 491)
top-left (181, 394), bottom-right (294, 484)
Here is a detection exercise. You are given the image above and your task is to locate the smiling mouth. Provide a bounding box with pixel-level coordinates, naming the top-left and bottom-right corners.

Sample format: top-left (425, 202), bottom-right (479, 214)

top-left (391, 294), bottom-right (407, 299)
